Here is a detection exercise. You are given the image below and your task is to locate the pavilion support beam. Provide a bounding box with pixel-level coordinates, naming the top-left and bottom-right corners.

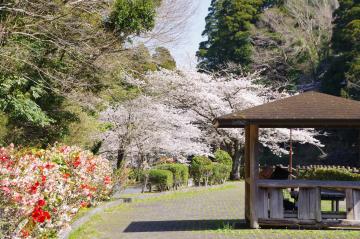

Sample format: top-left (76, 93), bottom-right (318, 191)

top-left (245, 124), bottom-right (260, 229)
top-left (245, 125), bottom-right (250, 221)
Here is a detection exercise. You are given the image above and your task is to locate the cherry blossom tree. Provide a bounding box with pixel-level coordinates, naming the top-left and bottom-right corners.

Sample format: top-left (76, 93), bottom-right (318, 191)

top-left (126, 69), bottom-right (323, 179)
top-left (100, 96), bottom-right (209, 169)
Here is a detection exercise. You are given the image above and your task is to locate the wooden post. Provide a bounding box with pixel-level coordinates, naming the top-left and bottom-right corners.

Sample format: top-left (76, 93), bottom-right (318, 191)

top-left (247, 124), bottom-right (259, 228)
top-left (289, 129), bottom-right (293, 179)
top-left (315, 187), bottom-right (322, 222)
top-left (257, 188), bottom-right (269, 219)
top-left (347, 189), bottom-right (360, 220)
top-left (269, 188), bottom-right (284, 219)
top-left (298, 188), bottom-right (321, 221)
top-left (245, 125), bottom-right (250, 222)
top-left (354, 190), bottom-right (360, 220)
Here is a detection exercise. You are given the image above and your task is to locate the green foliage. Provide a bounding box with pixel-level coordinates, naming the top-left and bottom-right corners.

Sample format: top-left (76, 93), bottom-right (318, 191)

top-left (299, 168), bottom-right (360, 181)
top-left (210, 163), bottom-right (232, 184)
top-left (197, 0), bottom-right (264, 70)
top-left (129, 168), bottom-right (146, 182)
top-left (322, 0), bottom-right (360, 99)
top-left (121, 44), bottom-right (158, 75)
top-left (211, 150), bottom-right (232, 184)
top-left (262, 0), bottom-right (283, 7)
top-left (155, 163), bottom-right (189, 186)
top-left (0, 0), bottom-right (159, 146)
top-left (190, 153), bottom-right (233, 185)
top-left (0, 113), bottom-right (8, 145)
top-left (108, 0), bottom-right (156, 40)
top-left (190, 156), bottom-right (214, 185)
top-left (0, 75), bottom-right (53, 127)
top-left (148, 169), bottom-right (174, 191)
top-left (62, 105), bottom-right (100, 148)
top-left (214, 149), bottom-right (232, 166)
top-left (3, 97), bottom-right (83, 146)
top-left (153, 47), bottom-right (177, 70)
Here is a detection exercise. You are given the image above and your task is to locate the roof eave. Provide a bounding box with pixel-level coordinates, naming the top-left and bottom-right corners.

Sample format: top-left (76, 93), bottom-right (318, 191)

top-left (214, 119), bottom-right (360, 129)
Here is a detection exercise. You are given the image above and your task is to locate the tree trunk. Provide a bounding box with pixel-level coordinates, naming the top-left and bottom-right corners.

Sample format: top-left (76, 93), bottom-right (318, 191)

top-left (230, 149), bottom-right (243, 180)
top-left (116, 149), bottom-right (125, 169)
top-left (221, 139), bottom-right (244, 181)
top-left (358, 130), bottom-right (360, 167)
top-left (141, 175), bottom-right (148, 193)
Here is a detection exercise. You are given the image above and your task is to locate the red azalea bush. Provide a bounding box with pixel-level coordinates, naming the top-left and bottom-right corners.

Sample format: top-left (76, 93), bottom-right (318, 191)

top-left (0, 144), bottom-right (113, 238)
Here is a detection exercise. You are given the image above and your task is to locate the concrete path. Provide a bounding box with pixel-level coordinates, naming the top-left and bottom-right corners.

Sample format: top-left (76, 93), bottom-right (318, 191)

top-left (69, 182), bottom-right (360, 239)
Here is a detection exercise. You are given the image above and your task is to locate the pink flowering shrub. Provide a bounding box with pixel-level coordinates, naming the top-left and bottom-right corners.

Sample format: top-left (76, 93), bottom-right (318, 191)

top-left (0, 144), bottom-right (113, 238)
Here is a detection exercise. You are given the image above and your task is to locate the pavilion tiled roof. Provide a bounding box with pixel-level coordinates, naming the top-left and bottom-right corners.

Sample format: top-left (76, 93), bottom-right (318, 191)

top-left (214, 91), bottom-right (360, 128)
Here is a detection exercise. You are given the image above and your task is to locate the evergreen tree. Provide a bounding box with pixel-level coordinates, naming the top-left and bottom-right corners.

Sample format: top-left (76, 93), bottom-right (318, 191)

top-left (322, 0), bottom-right (360, 99)
top-left (197, 0), bottom-right (264, 71)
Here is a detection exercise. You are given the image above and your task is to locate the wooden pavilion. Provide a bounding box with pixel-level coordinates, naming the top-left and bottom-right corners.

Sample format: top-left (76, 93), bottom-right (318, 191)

top-left (213, 91), bottom-right (360, 229)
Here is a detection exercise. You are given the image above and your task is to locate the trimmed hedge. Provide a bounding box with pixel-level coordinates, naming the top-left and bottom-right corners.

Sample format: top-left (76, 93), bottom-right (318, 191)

top-left (210, 163), bottom-right (231, 184)
top-left (190, 155), bottom-right (213, 186)
top-left (148, 169), bottom-right (174, 191)
top-left (214, 149), bottom-right (232, 166)
top-left (155, 163), bottom-right (189, 186)
top-left (299, 168), bottom-right (360, 181)
top-left (190, 152), bottom-right (233, 186)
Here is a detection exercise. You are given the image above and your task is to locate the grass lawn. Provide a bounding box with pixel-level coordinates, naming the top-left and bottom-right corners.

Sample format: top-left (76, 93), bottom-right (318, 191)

top-left (215, 227), bottom-right (360, 239)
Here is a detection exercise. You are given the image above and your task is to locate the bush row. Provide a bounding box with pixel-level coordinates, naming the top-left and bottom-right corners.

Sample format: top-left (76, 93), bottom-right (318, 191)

top-left (148, 169), bottom-right (174, 191)
top-left (137, 150), bottom-right (232, 192)
top-left (146, 163), bottom-right (189, 191)
top-left (190, 150), bottom-right (232, 186)
top-left (155, 163), bottom-right (189, 187)
top-left (298, 167), bottom-right (360, 181)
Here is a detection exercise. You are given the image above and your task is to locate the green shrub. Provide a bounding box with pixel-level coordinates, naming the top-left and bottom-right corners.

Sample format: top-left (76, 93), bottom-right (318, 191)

top-left (148, 169), bottom-right (173, 191)
top-left (108, 0), bottom-right (156, 37)
top-left (155, 163), bottom-right (189, 186)
top-left (179, 164), bottom-right (189, 185)
top-left (190, 156), bottom-right (213, 186)
top-left (213, 150), bottom-right (232, 183)
top-left (214, 149), bottom-right (232, 166)
top-left (128, 168), bottom-right (146, 182)
top-left (298, 168), bottom-right (360, 181)
top-left (210, 163), bottom-right (231, 184)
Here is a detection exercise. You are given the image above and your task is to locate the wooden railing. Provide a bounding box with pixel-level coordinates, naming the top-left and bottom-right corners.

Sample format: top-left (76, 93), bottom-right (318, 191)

top-left (256, 179), bottom-right (360, 227)
top-left (257, 179), bottom-right (360, 189)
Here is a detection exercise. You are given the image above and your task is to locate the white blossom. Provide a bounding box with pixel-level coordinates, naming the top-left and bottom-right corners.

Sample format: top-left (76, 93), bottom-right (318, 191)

top-left (101, 68), bottom-right (323, 169)
top-left (138, 69), bottom-right (323, 156)
top-left (100, 96), bottom-right (209, 166)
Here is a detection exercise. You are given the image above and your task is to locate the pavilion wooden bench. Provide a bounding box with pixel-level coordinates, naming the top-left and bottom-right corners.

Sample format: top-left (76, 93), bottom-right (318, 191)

top-left (290, 187), bottom-right (346, 213)
top-left (256, 179), bottom-right (360, 227)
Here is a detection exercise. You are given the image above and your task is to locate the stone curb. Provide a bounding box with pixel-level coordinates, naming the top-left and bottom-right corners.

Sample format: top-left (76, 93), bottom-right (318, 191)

top-left (58, 198), bottom-right (126, 239)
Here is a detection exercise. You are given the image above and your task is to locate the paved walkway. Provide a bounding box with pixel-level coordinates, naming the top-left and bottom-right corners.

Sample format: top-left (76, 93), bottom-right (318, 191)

top-left (69, 182), bottom-right (360, 239)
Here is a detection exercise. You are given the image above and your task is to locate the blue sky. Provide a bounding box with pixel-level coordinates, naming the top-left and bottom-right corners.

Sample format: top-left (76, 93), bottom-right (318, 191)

top-left (169, 0), bottom-right (211, 69)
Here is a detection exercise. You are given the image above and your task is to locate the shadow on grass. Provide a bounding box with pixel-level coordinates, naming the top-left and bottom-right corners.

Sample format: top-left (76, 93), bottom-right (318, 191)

top-left (124, 219), bottom-right (247, 232)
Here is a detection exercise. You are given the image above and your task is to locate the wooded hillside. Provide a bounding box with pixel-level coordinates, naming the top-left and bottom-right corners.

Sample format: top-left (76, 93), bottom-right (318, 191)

top-left (0, 0), bottom-right (175, 147)
top-left (198, 0), bottom-right (359, 95)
